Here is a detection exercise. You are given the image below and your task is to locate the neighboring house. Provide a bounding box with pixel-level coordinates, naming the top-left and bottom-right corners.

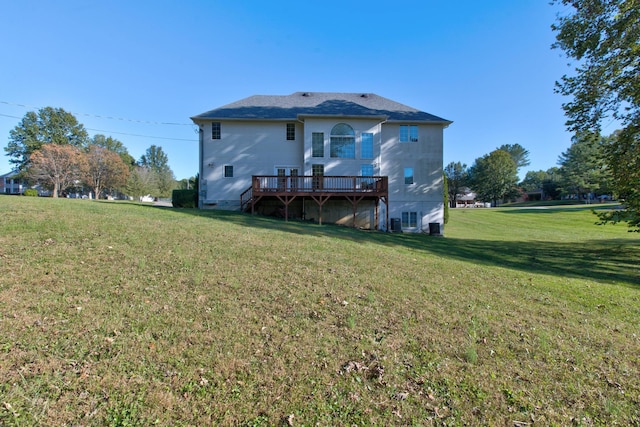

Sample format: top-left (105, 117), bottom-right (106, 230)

top-left (456, 193), bottom-right (477, 208)
top-left (191, 92), bottom-right (452, 233)
top-left (0, 172), bottom-right (27, 195)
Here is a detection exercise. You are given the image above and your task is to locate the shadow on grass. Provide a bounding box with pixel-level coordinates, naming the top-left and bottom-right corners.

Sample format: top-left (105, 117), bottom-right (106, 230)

top-left (150, 205), bottom-right (640, 287)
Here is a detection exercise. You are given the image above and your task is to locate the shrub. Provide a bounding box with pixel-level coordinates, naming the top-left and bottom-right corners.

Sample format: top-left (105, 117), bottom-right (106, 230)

top-left (172, 189), bottom-right (197, 208)
top-left (23, 189), bottom-right (38, 197)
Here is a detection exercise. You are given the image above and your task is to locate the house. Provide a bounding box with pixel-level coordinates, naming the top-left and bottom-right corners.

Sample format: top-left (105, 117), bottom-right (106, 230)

top-left (190, 92), bottom-right (452, 233)
top-left (0, 172), bottom-right (27, 195)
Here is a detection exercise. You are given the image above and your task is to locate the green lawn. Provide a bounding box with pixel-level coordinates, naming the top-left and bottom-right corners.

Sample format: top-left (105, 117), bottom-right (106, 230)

top-left (0, 197), bottom-right (638, 426)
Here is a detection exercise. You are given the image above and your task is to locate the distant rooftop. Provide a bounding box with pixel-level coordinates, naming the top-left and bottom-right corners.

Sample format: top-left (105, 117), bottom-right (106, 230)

top-left (191, 92), bottom-right (451, 124)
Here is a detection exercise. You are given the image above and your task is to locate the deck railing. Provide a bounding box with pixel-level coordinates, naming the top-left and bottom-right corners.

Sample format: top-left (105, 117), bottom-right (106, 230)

top-left (250, 175), bottom-right (388, 194)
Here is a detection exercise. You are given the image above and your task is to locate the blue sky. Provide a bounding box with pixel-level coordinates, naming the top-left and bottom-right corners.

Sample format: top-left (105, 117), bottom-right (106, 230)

top-left (0, 1), bottom-right (586, 180)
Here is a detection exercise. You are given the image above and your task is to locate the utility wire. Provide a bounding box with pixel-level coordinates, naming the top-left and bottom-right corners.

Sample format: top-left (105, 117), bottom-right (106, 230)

top-left (0, 111), bottom-right (197, 142)
top-left (86, 128), bottom-right (195, 142)
top-left (0, 100), bottom-right (193, 126)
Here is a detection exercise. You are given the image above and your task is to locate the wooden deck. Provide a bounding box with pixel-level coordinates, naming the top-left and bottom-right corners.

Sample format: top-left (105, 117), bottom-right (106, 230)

top-left (240, 176), bottom-right (389, 229)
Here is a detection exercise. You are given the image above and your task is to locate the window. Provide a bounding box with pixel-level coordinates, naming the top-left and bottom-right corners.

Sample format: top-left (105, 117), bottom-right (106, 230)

top-left (212, 122), bottom-right (221, 139)
top-left (312, 132), bottom-right (324, 157)
top-left (286, 123), bottom-right (296, 141)
top-left (361, 164), bottom-right (374, 177)
top-left (399, 125), bottom-right (418, 143)
top-left (402, 212), bottom-right (418, 228)
top-left (361, 133), bottom-right (373, 159)
top-left (330, 123), bottom-right (355, 158)
top-left (361, 164), bottom-right (374, 188)
top-left (223, 165), bottom-right (233, 178)
top-left (404, 167), bottom-right (414, 185)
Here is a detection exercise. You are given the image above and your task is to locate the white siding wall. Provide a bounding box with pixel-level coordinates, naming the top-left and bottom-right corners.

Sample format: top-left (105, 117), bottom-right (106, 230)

top-left (380, 123), bottom-right (444, 233)
top-left (200, 120), bottom-right (303, 206)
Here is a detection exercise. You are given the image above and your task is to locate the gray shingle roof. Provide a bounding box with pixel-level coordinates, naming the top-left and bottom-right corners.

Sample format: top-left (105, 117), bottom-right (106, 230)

top-left (191, 92), bottom-right (451, 124)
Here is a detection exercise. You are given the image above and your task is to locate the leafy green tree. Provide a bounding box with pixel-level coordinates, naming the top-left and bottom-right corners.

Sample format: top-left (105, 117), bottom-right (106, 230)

top-left (497, 143), bottom-right (530, 172)
top-left (91, 134), bottom-right (136, 168)
top-left (443, 161), bottom-right (468, 208)
top-left (177, 175), bottom-right (198, 190)
top-left (520, 168), bottom-right (563, 201)
top-left (557, 132), bottom-right (611, 202)
top-left (468, 150), bottom-right (519, 206)
top-left (139, 145), bottom-right (175, 197)
top-left (443, 172), bottom-right (449, 225)
top-left (520, 170), bottom-right (548, 193)
top-left (542, 167), bottom-right (562, 200)
top-left (125, 166), bottom-right (157, 199)
top-left (5, 107), bottom-right (89, 173)
top-left (552, 0), bottom-right (639, 229)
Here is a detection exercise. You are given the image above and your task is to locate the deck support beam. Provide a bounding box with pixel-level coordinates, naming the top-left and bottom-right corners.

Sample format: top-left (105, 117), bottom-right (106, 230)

top-left (275, 195), bottom-right (297, 221)
top-left (310, 194), bottom-right (331, 225)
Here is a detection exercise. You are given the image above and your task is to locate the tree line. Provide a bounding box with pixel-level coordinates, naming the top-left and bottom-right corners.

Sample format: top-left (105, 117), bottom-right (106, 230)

top-left (4, 107), bottom-right (195, 199)
top-left (445, 133), bottom-right (615, 209)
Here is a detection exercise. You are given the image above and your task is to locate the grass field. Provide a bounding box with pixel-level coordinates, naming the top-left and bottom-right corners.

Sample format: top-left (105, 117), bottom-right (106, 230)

top-left (0, 196), bottom-right (638, 426)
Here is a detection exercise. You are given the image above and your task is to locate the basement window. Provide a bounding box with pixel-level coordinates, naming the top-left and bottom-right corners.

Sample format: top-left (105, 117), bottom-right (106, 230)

top-left (402, 212), bottom-right (417, 228)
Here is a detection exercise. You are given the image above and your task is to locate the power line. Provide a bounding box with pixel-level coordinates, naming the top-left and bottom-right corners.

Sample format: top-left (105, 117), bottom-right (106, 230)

top-left (0, 110), bottom-right (197, 143)
top-left (86, 128), bottom-right (195, 142)
top-left (0, 100), bottom-right (193, 126)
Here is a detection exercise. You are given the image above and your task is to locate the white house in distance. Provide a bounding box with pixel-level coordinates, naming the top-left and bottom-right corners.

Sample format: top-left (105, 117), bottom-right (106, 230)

top-left (0, 172), bottom-right (27, 195)
top-left (190, 92), bottom-right (452, 234)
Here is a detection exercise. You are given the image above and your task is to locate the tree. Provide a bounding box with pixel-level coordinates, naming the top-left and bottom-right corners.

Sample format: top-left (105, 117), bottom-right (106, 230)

top-left (82, 145), bottom-right (130, 199)
top-left (468, 150), bottom-right (519, 206)
top-left (520, 170), bottom-right (549, 193)
top-left (177, 175), bottom-right (198, 190)
top-left (124, 166), bottom-right (157, 199)
top-left (443, 161), bottom-right (468, 208)
top-left (443, 172), bottom-right (449, 224)
top-left (542, 167), bottom-right (563, 200)
top-left (28, 144), bottom-right (87, 198)
top-left (91, 134), bottom-right (136, 168)
top-left (552, 0), bottom-right (640, 229)
top-left (557, 132), bottom-right (611, 202)
top-left (139, 145), bottom-right (175, 197)
top-left (5, 107), bottom-right (89, 172)
top-left (497, 143), bottom-right (530, 171)
top-left (521, 168), bottom-right (563, 200)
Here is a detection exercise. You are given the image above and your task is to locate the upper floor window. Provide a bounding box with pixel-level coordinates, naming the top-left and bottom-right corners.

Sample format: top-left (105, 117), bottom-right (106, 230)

top-left (286, 123), bottom-right (296, 141)
top-left (212, 122), bottom-right (221, 139)
top-left (312, 132), bottom-right (324, 157)
top-left (404, 167), bottom-right (414, 185)
top-left (224, 165), bottom-right (233, 178)
top-left (330, 123), bottom-right (355, 158)
top-left (361, 133), bottom-right (373, 159)
top-left (400, 125), bottom-right (418, 143)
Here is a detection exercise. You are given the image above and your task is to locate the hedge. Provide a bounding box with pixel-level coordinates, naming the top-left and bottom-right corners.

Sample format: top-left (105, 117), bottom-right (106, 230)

top-left (172, 189), bottom-right (197, 208)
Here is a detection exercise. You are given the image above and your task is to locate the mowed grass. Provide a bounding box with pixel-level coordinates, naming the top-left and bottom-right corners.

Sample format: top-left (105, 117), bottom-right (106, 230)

top-left (0, 197), bottom-right (638, 426)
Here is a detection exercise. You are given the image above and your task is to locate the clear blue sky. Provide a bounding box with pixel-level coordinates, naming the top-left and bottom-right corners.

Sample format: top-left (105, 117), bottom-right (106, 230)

top-left (0, 0), bottom-right (588, 180)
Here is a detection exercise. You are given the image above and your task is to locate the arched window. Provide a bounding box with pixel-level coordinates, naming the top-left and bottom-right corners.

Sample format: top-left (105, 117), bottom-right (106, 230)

top-left (330, 123), bottom-right (355, 158)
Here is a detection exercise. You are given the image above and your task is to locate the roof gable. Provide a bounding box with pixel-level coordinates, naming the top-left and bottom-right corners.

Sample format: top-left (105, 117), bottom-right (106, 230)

top-left (191, 92), bottom-right (451, 124)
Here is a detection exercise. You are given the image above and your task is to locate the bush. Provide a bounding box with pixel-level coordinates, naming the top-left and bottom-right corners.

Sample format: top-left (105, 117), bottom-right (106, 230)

top-left (23, 189), bottom-right (38, 197)
top-left (172, 189), bottom-right (197, 208)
